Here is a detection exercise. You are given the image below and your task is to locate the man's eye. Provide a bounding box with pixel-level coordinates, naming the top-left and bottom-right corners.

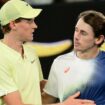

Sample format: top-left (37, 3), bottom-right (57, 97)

top-left (23, 19), bottom-right (34, 24)
top-left (81, 31), bottom-right (87, 35)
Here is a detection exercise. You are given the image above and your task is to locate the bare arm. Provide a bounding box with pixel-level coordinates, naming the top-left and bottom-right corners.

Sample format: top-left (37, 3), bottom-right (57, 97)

top-left (42, 92), bottom-right (57, 104)
top-left (59, 92), bottom-right (96, 105)
top-left (42, 92), bottom-right (96, 105)
top-left (2, 91), bottom-right (31, 105)
top-left (40, 79), bottom-right (48, 93)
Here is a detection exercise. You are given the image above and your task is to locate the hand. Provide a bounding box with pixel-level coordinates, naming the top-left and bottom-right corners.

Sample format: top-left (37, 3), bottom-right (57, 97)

top-left (40, 79), bottom-right (48, 93)
top-left (62, 92), bottom-right (96, 105)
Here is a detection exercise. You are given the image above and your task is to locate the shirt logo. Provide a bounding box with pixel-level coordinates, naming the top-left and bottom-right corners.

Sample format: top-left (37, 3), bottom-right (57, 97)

top-left (31, 59), bottom-right (35, 64)
top-left (64, 67), bottom-right (70, 73)
top-left (26, 3), bottom-right (29, 6)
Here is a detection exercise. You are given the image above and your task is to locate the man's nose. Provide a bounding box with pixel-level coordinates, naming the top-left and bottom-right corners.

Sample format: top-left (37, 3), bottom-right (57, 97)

top-left (33, 21), bottom-right (38, 29)
top-left (74, 32), bottom-right (80, 40)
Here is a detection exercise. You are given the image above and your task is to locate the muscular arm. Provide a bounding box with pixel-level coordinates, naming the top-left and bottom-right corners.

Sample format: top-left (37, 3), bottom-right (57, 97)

top-left (42, 92), bottom-right (58, 104)
top-left (2, 91), bottom-right (31, 105)
top-left (42, 92), bottom-right (96, 105)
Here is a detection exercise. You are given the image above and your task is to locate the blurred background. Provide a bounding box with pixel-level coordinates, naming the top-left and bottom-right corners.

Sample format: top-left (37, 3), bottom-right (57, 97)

top-left (0, 0), bottom-right (105, 79)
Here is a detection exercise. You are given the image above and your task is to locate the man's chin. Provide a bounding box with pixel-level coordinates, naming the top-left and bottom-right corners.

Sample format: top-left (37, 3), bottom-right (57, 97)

top-left (74, 48), bottom-right (81, 52)
top-left (27, 37), bottom-right (33, 42)
top-left (24, 39), bottom-right (33, 43)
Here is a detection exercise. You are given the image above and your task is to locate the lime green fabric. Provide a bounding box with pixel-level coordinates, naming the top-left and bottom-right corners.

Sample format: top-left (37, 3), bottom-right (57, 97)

top-left (0, 41), bottom-right (43, 105)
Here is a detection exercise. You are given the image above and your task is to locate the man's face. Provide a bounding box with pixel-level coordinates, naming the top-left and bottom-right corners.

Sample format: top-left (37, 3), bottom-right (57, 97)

top-left (14, 18), bottom-right (37, 42)
top-left (73, 18), bottom-right (97, 52)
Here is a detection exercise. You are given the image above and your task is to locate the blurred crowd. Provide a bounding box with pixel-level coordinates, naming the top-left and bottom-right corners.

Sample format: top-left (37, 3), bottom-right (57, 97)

top-left (24, 0), bottom-right (105, 5)
top-left (0, 0), bottom-right (105, 6)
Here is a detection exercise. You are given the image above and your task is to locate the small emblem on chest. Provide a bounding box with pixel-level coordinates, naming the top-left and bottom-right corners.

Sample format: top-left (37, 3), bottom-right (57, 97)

top-left (64, 67), bottom-right (70, 73)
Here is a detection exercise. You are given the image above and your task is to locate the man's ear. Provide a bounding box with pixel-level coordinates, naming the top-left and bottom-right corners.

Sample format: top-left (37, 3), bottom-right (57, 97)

top-left (95, 35), bottom-right (105, 45)
top-left (9, 21), bottom-right (16, 30)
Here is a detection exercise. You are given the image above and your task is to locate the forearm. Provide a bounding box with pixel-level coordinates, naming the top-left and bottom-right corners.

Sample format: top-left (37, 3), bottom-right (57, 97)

top-left (42, 103), bottom-right (63, 105)
top-left (3, 91), bottom-right (33, 105)
top-left (42, 91), bottom-right (96, 105)
top-left (4, 102), bottom-right (32, 105)
top-left (42, 92), bottom-right (57, 104)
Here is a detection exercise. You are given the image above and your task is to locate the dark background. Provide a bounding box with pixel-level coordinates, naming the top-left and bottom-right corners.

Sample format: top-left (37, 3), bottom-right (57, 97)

top-left (1, 1), bottom-right (105, 79)
top-left (33, 1), bottom-right (105, 79)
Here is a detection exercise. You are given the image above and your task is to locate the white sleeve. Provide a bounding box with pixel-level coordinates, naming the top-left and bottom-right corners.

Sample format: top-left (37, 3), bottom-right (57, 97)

top-left (43, 60), bottom-right (58, 98)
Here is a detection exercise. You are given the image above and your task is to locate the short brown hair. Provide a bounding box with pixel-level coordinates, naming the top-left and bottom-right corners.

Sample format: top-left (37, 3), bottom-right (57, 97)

top-left (1, 18), bottom-right (23, 34)
top-left (1, 18), bottom-right (32, 34)
top-left (78, 10), bottom-right (105, 38)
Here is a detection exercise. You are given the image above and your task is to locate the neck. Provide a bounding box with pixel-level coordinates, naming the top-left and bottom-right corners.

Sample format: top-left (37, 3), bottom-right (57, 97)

top-left (2, 33), bottom-right (24, 56)
top-left (76, 47), bottom-right (100, 59)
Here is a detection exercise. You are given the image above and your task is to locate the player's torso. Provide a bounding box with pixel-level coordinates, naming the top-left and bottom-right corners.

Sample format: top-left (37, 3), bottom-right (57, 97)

top-left (56, 51), bottom-right (105, 105)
